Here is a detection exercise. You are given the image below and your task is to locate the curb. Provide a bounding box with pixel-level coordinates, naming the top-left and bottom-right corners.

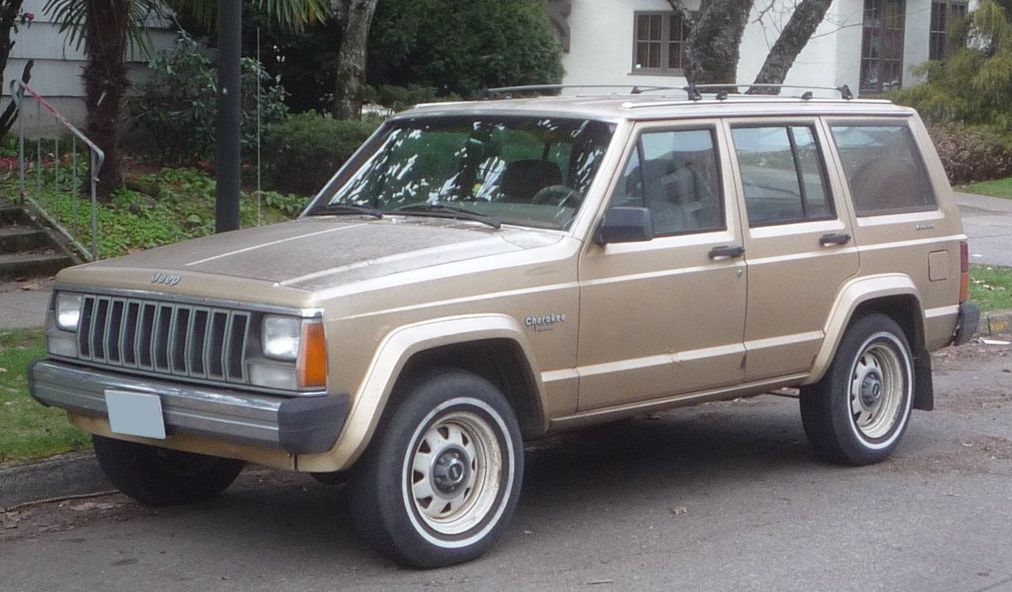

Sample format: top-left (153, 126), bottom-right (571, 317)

top-left (0, 451), bottom-right (111, 510)
top-left (980, 310), bottom-right (1011, 336)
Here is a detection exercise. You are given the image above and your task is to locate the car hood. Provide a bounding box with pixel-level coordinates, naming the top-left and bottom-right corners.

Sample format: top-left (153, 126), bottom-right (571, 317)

top-left (63, 217), bottom-right (563, 293)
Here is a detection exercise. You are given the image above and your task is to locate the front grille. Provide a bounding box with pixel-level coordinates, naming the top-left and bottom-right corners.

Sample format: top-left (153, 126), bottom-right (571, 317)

top-left (74, 295), bottom-right (251, 386)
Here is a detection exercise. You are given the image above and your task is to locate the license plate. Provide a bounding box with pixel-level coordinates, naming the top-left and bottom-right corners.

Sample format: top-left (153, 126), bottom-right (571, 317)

top-left (105, 390), bottom-right (167, 439)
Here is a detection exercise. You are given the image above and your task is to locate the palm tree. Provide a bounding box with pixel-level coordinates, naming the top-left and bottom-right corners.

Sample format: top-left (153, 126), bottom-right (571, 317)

top-left (42, 0), bottom-right (327, 199)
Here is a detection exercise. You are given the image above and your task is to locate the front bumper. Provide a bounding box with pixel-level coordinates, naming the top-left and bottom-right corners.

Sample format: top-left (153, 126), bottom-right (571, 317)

top-left (953, 301), bottom-right (980, 346)
top-left (28, 360), bottom-right (349, 455)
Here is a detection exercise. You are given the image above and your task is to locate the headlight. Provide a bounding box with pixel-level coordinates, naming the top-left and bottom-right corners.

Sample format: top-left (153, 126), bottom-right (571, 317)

top-left (56, 293), bottom-right (83, 331)
top-left (262, 315), bottom-right (301, 360)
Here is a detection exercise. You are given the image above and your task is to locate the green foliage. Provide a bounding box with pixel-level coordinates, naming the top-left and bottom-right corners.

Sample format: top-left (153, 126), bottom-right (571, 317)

top-left (42, 0), bottom-right (162, 54)
top-left (368, 0), bottom-right (564, 97)
top-left (167, 0), bottom-right (329, 33)
top-left (970, 265), bottom-right (1012, 312)
top-left (266, 111), bottom-right (380, 195)
top-left (2, 167), bottom-right (308, 258)
top-left (361, 84), bottom-right (462, 112)
top-left (127, 34), bottom-right (288, 164)
top-left (0, 329), bottom-right (92, 464)
top-left (891, 0), bottom-right (1012, 131)
top-left (926, 123), bottom-right (1012, 184)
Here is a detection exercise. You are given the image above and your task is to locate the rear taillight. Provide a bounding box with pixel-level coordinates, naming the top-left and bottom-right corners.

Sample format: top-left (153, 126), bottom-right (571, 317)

top-left (959, 241), bottom-right (970, 303)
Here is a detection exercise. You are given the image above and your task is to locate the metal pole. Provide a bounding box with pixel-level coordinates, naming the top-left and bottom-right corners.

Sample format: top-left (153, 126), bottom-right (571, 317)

top-left (256, 26), bottom-right (262, 227)
top-left (90, 150), bottom-right (98, 260)
top-left (215, 0), bottom-right (242, 233)
top-left (54, 136), bottom-right (60, 191)
top-left (16, 83), bottom-right (25, 204)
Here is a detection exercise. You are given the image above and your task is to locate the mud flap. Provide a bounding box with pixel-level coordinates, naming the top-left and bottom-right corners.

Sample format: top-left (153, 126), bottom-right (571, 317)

top-left (913, 348), bottom-right (934, 411)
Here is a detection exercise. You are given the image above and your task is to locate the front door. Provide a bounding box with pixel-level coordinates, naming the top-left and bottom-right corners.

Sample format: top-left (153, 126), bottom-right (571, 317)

top-left (577, 121), bottom-right (747, 411)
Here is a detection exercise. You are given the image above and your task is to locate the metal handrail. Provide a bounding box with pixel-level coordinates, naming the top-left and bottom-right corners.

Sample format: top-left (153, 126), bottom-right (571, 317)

top-left (11, 79), bottom-right (105, 261)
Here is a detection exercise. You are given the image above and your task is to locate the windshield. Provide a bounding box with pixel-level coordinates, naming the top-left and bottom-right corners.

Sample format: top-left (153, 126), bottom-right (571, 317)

top-left (307, 116), bottom-right (615, 230)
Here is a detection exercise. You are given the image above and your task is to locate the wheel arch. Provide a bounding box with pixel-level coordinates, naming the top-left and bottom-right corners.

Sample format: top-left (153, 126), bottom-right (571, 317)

top-left (298, 315), bottom-right (547, 473)
top-left (807, 274), bottom-right (930, 410)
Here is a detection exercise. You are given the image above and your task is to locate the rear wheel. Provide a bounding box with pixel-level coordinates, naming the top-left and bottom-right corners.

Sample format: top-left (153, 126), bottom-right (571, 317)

top-left (800, 314), bottom-right (914, 465)
top-left (349, 369), bottom-right (523, 568)
top-left (93, 436), bottom-right (244, 506)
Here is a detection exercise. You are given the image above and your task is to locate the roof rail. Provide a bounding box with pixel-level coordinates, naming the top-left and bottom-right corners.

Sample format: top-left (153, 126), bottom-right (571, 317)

top-left (483, 82), bottom-right (857, 102)
top-left (483, 84), bottom-right (687, 97)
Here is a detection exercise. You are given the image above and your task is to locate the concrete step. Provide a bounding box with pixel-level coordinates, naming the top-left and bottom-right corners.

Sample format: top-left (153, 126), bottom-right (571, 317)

top-left (0, 252), bottom-right (75, 281)
top-left (0, 201), bottom-right (33, 226)
top-left (0, 226), bottom-right (48, 253)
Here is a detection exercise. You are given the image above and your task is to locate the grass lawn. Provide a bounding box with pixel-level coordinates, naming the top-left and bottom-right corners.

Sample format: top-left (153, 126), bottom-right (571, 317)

top-left (961, 177), bottom-right (1012, 199)
top-left (0, 329), bottom-right (91, 465)
top-left (970, 265), bottom-right (1012, 312)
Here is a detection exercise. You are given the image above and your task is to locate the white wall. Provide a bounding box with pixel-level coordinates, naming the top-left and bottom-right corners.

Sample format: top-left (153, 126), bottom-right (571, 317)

top-left (561, 0), bottom-right (702, 93)
top-left (562, 0), bottom-right (939, 97)
top-left (1, 0), bottom-right (177, 134)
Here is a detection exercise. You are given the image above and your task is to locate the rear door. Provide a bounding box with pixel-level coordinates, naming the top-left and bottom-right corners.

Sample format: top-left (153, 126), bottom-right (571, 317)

top-left (725, 117), bottom-right (860, 381)
top-left (576, 120), bottom-right (747, 411)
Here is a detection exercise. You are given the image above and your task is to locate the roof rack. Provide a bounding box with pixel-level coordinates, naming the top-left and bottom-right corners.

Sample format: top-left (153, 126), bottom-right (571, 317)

top-left (483, 82), bottom-right (855, 102)
top-left (483, 84), bottom-right (685, 97)
top-left (668, 82), bottom-right (854, 101)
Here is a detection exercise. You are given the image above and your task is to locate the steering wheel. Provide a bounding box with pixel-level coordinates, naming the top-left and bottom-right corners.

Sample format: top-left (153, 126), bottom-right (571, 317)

top-left (532, 185), bottom-right (583, 208)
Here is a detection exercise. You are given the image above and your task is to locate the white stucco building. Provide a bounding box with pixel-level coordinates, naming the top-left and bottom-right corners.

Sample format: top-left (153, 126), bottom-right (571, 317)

top-left (548, 0), bottom-right (968, 96)
top-left (1, 0), bottom-right (175, 134)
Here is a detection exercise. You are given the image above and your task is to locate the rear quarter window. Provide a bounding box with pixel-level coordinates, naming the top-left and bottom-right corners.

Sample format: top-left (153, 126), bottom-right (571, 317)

top-left (829, 123), bottom-right (937, 216)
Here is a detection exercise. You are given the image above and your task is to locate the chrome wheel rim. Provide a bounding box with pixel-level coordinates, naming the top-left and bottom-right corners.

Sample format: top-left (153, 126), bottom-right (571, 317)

top-left (407, 410), bottom-right (504, 537)
top-left (849, 340), bottom-right (905, 440)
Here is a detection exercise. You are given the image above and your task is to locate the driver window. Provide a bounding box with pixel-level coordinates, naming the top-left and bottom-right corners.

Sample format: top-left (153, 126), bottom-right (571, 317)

top-left (612, 128), bottom-right (725, 237)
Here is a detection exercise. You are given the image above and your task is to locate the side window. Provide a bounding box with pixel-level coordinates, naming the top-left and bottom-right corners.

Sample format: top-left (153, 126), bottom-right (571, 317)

top-left (612, 128), bottom-right (725, 237)
top-left (730, 125), bottom-right (834, 226)
top-left (830, 124), bottom-right (937, 215)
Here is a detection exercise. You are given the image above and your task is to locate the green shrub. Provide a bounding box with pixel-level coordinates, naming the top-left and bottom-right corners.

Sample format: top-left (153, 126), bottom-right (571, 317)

top-left (926, 123), bottom-right (1012, 185)
top-left (362, 84), bottom-right (461, 112)
top-left (128, 34), bottom-right (288, 165)
top-left (266, 112), bottom-right (380, 195)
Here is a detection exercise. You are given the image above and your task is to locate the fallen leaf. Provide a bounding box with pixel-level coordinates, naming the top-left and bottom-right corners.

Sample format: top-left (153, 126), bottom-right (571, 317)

top-left (670, 506), bottom-right (688, 516)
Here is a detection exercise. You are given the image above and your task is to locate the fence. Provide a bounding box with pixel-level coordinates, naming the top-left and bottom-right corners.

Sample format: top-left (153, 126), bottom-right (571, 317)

top-left (10, 80), bottom-right (104, 261)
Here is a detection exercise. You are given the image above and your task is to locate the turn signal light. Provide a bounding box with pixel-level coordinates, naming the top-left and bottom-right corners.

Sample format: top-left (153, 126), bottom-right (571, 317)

top-left (298, 321), bottom-right (328, 389)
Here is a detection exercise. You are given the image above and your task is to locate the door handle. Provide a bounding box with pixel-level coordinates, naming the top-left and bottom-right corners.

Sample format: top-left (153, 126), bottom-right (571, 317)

top-left (708, 245), bottom-right (745, 260)
top-left (819, 233), bottom-right (851, 247)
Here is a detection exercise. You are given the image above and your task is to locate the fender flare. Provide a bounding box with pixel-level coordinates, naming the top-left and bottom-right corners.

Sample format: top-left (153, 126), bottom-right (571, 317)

top-left (805, 273), bottom-right (923, 385)
top-left (302, 314), bottom-right (546, 472)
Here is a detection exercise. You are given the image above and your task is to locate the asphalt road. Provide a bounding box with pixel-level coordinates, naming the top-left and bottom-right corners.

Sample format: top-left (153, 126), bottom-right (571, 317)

top-left (956, 192), bottom-right (1012, 268)
top-left (2, 341), bottom-right (1011, 592)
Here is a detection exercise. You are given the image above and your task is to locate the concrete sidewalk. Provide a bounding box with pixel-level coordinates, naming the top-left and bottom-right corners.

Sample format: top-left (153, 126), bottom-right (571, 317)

top-left (0, 279), bottom-right (51, 329)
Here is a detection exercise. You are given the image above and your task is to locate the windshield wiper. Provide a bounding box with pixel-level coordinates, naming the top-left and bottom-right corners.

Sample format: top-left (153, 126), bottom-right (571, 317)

top-left (395, 204), bottom-right (502, 229)
top-left (313, 203), bottom-right (384, 219)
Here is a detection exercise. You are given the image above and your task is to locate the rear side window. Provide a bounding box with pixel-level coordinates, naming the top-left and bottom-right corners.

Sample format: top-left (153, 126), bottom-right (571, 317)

top-left (829, 124), bottom-right (936, 215)
top-left (611, 128), bottom-right (724, 237)
top-left (730, 125), bottom-right (834, 226)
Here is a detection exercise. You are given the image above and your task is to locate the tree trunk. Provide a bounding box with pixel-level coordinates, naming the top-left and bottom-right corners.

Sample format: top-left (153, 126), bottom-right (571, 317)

top-left (747, 0), bottom-right (834, 94)
top-left (83, 1), bottom-right (129, 199)
top-left (685, 0), bottom-right (754, 85)
top-left (332, 0), bottom-right (378, 120)
top-left (0, 1), bottom-right (24, 75)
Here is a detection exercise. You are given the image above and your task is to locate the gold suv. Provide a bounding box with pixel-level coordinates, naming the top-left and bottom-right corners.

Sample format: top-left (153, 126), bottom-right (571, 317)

top-left (29, 88), bottom-right (979, 568)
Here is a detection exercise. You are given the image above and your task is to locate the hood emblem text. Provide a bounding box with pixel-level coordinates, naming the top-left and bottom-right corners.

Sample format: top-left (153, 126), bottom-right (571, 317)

top-left (151, 272), bottom-right (182, 287)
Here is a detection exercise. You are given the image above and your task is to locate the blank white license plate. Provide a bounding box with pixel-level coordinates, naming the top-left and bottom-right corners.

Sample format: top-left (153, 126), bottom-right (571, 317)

top-left (105, 390), bottom-right (166, 439)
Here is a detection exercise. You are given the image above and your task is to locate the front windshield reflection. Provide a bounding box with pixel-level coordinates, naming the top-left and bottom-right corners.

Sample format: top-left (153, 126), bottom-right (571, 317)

top-left (309, 116), bottom-right (615, 230)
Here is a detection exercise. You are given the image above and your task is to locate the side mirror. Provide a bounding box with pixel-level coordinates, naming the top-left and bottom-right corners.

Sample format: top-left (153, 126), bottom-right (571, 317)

top-left (594, 207), bottom-right (654, 245)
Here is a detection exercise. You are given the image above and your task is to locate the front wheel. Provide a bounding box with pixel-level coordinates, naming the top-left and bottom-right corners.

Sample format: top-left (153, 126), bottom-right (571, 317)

top-left (800, 314), bottom-right (914, 465)
top-left (349, 370), bottom-right (524, 568)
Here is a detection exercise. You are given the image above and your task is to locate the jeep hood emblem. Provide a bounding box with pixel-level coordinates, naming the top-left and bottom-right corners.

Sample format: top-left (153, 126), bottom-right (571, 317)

top-left (151, 272), bottom-right (182, 286)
